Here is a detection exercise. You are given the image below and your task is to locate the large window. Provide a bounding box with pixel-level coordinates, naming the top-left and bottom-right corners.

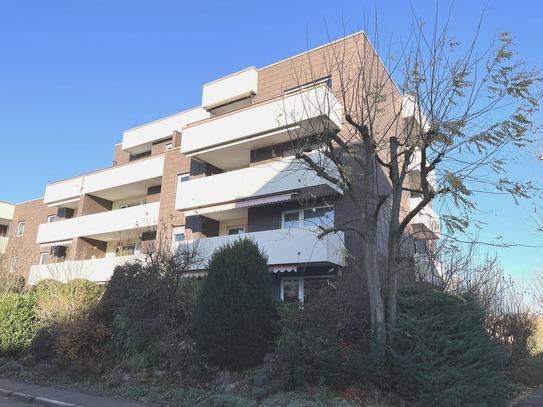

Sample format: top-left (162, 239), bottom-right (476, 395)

top-left (16, 221), bottom-right (25, 237)
top-left (282, 206), bottom-right (334, 229)
top-left (281, 276), bottom-right (330, 302)
top-left (115, 243), bottom-right (141, 257)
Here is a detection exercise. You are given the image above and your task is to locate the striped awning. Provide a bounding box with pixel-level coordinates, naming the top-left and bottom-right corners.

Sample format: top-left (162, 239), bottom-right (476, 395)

top-left (40, 240), bottom-right (72, 248)
top-left (270, 264), bottom-right (298, 273)
top-left (184, 193), bottom-right (294, 217)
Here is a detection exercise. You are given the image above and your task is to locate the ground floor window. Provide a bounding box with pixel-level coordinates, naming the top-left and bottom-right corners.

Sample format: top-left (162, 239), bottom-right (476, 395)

top-left (280, 276), bottom-right (331, 302)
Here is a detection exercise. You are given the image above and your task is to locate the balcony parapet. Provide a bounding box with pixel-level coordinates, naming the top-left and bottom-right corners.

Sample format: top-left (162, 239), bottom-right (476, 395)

top-left (28, 254), bottom-right (146, 285)
top-left (181, 86), bottom-right (343, 168)
top-left (176, 152), bottom-right (341, 212)
top-left (44, 156), bottom-right (165, 206)
top-left (37, 202), bottom-right (160, 244)
top-left (410, 197), bottom-right (440, 240)
top-left (176, 228), bottom-right (345, 270)
top-left (122, 107), bottom-right (209, 155)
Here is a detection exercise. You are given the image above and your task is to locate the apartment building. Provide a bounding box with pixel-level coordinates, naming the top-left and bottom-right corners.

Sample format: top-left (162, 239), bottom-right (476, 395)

top-left (4, 32), bottom-right (439, 302)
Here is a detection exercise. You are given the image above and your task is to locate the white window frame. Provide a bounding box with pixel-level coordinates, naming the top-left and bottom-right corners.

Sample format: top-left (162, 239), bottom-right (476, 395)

top-left (9, 256), bottom-right (18, 272)
top-left (39, 252), bottom-right (49, 265)
top-left (227, 225), bottom-right (246, 235)
top-left (280, 276), bottom-right (330, 302)
top-left (281, 206), bottom-right (334, 229)
top-left (47, 214), bottom-right (56, 223)
top-left (119, 199), bottom-right (146, 209)
top-left (165, 142), bottom-right (173, 151)
top-left (115, 243), bottom-right (141, 257)
top-left (16, 221), bottom-right (25, 237)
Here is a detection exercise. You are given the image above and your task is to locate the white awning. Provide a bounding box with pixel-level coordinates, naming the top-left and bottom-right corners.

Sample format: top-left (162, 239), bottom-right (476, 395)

top-left (40, 240), bottom-right (72, 248)
top-left (271, 264), bottom-right (298, 273)
top-left (184, 193), bottom-right (295, 217)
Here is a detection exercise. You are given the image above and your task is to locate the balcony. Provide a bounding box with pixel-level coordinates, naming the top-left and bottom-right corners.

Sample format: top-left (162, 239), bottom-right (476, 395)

top-left (37, 202), bottom-right (160, 244)
top-left (407, 149), bottom-right (436, 192)
top-left (176, 152), bottom-right (341, 212)
top-left (44, 156), bottom-right (165, 207)
top-left (0, 201), bottom-right (14, 226)
top-left (122, 107), bottom-right (209, 155)
top-left (202, 67), bottom-right (258, 110)
top-left (28, 254), bottom-right (145, 285)
top-left (410, 197), bottom-right (440, 240)
top-left (177, 228), bottom-right (345, 270)
top-left (181, 87), bottom-right (343, 169)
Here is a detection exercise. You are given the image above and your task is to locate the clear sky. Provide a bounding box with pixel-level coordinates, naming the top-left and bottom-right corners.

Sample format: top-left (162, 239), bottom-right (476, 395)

top-left (1, 1), bottom-right (542, 287)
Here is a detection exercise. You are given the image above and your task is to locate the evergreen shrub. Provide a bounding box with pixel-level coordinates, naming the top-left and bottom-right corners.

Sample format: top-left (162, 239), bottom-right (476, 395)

top-left (195, 238), bottom-right (276, 368)
top-left (389, 283), bottom-right (504, 407)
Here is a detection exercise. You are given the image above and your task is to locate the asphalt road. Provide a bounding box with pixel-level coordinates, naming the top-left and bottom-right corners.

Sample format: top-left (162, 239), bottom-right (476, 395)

top-left (1, 395), bottom-right (35, 406)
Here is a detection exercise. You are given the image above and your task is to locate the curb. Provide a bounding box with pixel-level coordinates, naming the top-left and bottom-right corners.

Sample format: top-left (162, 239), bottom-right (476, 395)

top-left (0, 387), bottom-right (84, 407)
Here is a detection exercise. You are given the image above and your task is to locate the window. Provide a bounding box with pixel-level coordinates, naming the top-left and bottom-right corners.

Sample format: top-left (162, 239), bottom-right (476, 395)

top-left (165, 142), bottom-right (173, 151)
top-left (280, 276), bottom-right (330, 302)
top-left (283, 76), bottom-right (332, 95)
top-left (39, 252), bottom-right (49, 265)
top-left (227, 225), bottom-right (245, 235)
top-left (115, 243), bottom-right (140, 257)
top-left (16, 221), bottom-right (25, 237)
top-left (9, 256), bottom-right (18, 272)
top-left (120, 200), bottom-right (146, 209)
top-left (171, 226), bottom-right (185, 249)
top-left (282, 206), bottom-right (334, 229)
top-left (176, 173), bottom-right (190, 193)
top-left (47, 215), bottom-right (56, 223)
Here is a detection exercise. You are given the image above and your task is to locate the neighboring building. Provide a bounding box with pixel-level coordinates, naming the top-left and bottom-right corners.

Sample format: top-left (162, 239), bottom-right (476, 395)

top-left (0, 201), bottom-right (14, 255)
top-left (3, 32), bottom-right (439, 301)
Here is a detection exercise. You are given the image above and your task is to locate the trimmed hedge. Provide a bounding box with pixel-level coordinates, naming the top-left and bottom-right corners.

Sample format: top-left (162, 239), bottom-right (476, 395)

top-left (0, 293), bottom-right (36, 355)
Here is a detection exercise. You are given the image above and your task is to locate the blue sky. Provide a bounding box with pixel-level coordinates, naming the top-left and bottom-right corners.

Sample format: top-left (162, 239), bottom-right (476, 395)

top-left (1, 0), bottom-right (542, 286)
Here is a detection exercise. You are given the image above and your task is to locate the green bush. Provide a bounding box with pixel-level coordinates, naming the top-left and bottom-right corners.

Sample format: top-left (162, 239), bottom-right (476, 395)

top-left (268, 273), bottom-right (371, 390)
top-left (388, 283), bottom-right (504, 406)
top-left (0, 293), bottom-right (37, 355)
top-left (195, 238), bottom-right (276, 368)
top-left (104, 259), bottom-right (202, 369)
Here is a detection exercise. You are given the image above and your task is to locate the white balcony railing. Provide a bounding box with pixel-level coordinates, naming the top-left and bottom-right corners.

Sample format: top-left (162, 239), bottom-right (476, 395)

top-left (176, 152), bottom-right (341, 212)
top-left (0, 236), bottom-right (8, 254)
top-left (44, 156), bottom-right (165, 206)
top-left (202, 67), bottom-right (258, 109)
top-left (121, 108), bottom-right (209, 155)
top-left (37, 202), bottom-right (160, 244)
top-left (28, 254), bottom-right (145, 285)
top-left (181, 87), bottom-right (343, 164)
top-left (0, 201), bottom-right (14, 224)
top-left (410, 197), bottom-right (440, 240)
top-left (407, 149), bottom-right (436, 192)
top-left (176, 228), bottom-right (345, 269)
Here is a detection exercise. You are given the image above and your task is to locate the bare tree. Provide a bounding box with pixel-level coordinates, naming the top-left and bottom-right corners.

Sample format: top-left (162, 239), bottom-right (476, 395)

top-left (280, 12), bottom-right (541, 351)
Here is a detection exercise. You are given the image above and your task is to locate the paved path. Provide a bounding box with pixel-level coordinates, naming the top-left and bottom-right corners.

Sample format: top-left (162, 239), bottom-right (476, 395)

top-left (0, 377), bottom-right (164, 407)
